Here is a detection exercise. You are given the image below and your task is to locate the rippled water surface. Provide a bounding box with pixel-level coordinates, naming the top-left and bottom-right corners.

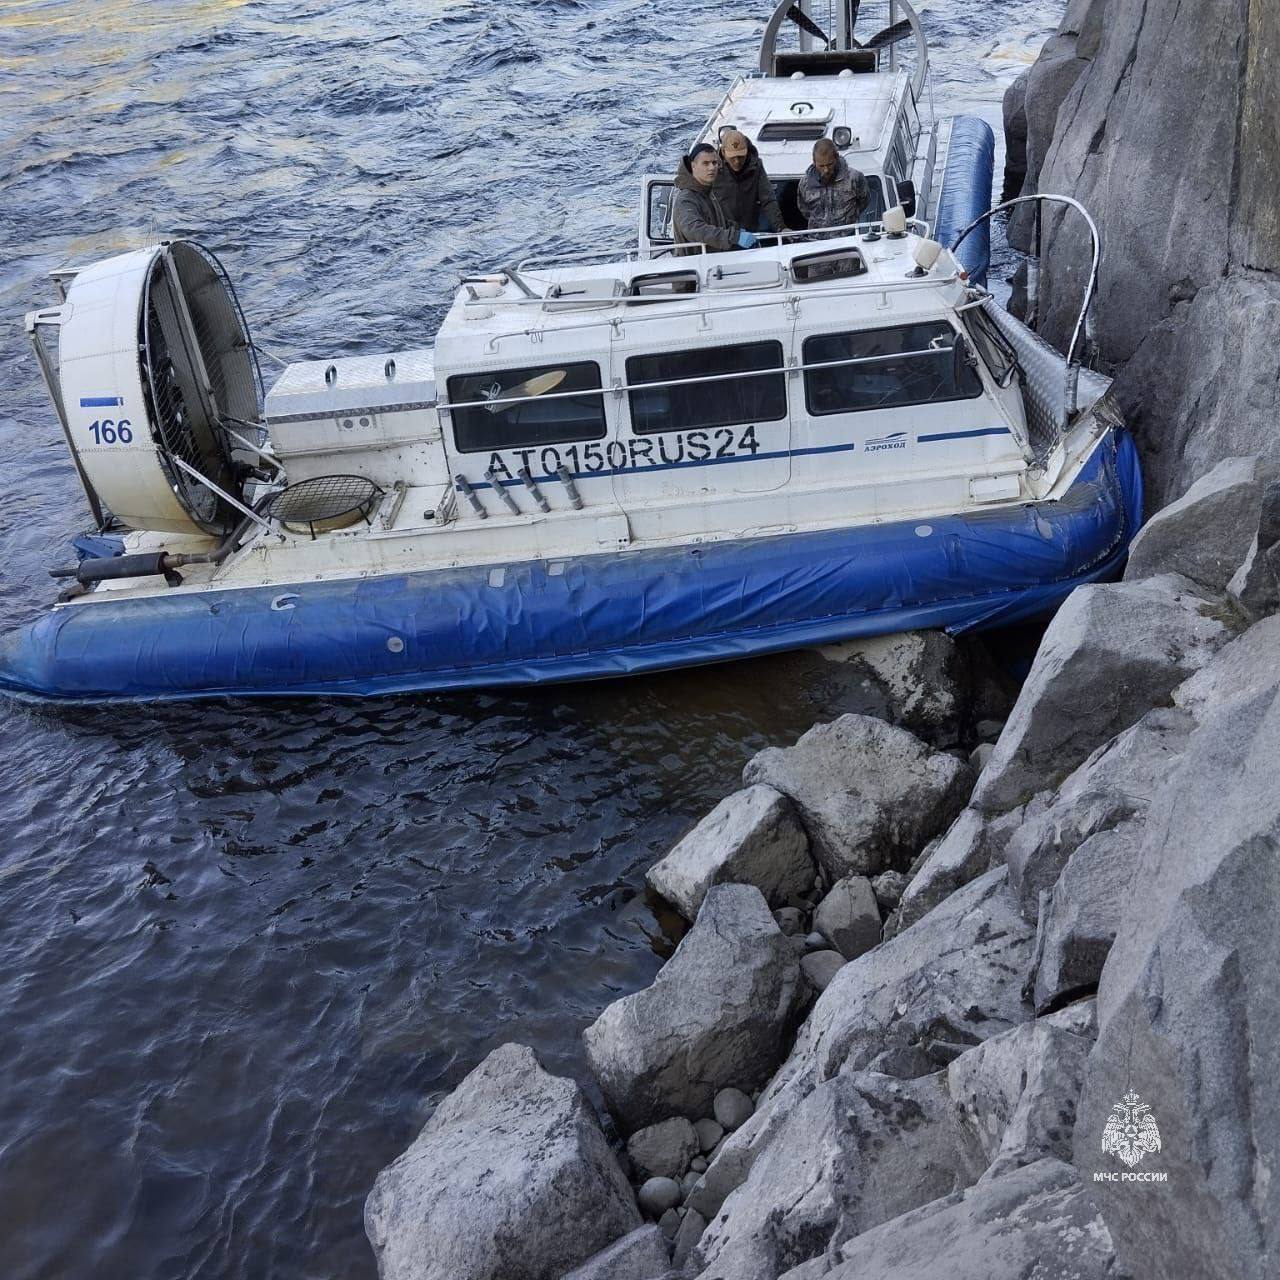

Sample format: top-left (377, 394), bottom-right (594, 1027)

top-left (0, 1), bottom-right (1055, 1276)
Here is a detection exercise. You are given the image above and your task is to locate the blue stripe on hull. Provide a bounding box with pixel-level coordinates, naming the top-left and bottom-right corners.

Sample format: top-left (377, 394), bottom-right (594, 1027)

top-left (0, 431), bottom-right (1142, 703)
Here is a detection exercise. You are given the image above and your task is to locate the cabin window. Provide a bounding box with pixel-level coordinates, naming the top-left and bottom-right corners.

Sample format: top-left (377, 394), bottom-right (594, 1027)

top-left (792, 249), bottom-right (868, 283)
top-left (447, 361), bottom-right (607, 453)
top-left (803, 322), bottom-right (983, 416)
top-left (626, 341), bottom-right (787, 435)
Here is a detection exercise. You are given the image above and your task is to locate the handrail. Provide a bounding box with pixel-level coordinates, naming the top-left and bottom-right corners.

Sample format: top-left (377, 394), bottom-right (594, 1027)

top-left (436, 344), bottom-right (962, 414)
top-left (947, 193), bottom-right (1100, 366)
top-left (513, 217), bottom-right (931, 277)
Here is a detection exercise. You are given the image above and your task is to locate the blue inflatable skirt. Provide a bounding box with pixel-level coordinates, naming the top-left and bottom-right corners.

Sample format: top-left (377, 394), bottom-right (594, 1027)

top-left (0, 431), bottom-right (1141, 703)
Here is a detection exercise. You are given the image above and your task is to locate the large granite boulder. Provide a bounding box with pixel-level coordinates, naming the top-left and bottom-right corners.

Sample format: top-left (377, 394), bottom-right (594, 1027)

top-left (1002, 706), bottom-right (1193, 922)
top-left (689, 1071), bottom-right (986, 1280)
top-left (645, 785), bottom-right (813, 923)
top-left (778, 1159), bottom-right (1118, 1280)
top-left (1006, 0), bottom-right (1101, 253)
top-left (947, 1018), bottom-right (1091, 1180)
top-left (582, 884), bottom-right (802, 1131)
top-left (1228, 480), bottom-right (1280, 620)
top-left (1075, 614), bottom-right (1280, 1280)
top-left (365, 1044), bottom-right (640, 1280)
top-left (889, 805), bottom-right (1025, 936)
top-left (1000, 70), bottom-right (1029, 201)
top-left (815, 630), bottom-right (968, 741)
top-left (971, 576), bottom-right (1231, 813)
top-left (684, 869), bottom-right (1036, 1227)
top-left (743, 715), bottom-right (972, 881)
top-left (1025, 823), bottom-right (1144, 1012)
top-left (1124, 455), bottom-right (1267, 592)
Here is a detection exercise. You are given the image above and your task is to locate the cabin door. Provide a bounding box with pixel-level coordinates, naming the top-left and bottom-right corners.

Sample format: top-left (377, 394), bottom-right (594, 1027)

top-left (608, 289), bottom-right (795, 508)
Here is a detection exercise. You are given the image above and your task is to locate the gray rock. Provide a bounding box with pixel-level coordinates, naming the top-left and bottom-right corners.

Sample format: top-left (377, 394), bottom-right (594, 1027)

top-left (1006, 21), bottom-right (1093, 254)
top-left (800, 949), bottom-right (846, 992)
top-left (690, 1070), bottom-right (987, 1280)
top-left (671, 1207), bottom-right (707, 1270)
top-left (679, 1170), bottom-right (700, 1199)
top-left (773, 906), bottom-right (805, 937)
top-left (781, 1158), bottom-right (1117, 1280)
top-left (971, 576), bottom-right (1231, 814)
top-left (1074, 611), bottom-right (1280, 1280)
top-left (870, 869), bottom-right (908, 913)
top-left (657, 1208), bottom-right (681, 1242)
top-left (1116, 275), bottom-right (1280, 509)
top-left (744, 714), bottom-right (973, 881)
top-left (816, 630), bottom-right (969, 739)
top-left (947, 1020), bottom-right (1091, 1180)
top-left (974, 719), bottom-right (1005, 743)
top-left (786, 867), bottom-right (1036, 1089)
top-left (1026, 824), bottom-right (1144, 1011)
top-left (583, 885), bottom-right (803, 1131)
top-left (713, 1087), bottom-right (754, 1132)
top-left (689, 1155), bottom-right (707, 1174)
top-left (646, 785), bottom-right (814, 922)
top-left (1124, 455), bottom-right (1266, 592)
top-left (1228, 480), bottom-right (1280, 619)
top-left (685, 869), bottom-right (1036, 1228)
top-left (1000, 70), bottom-right (1029, 201)
top-left (812, 875), bottom-right (880, 960)
top-left (558, 1225), bottom-right (671, 1280)
top-left (968, 742), bottom-right (994, 773)
top-left (693, 1118), bottom-right (723, 1154)
top-left (638, 1177), bottom-right (682, 1218)
top-left (890, 808), bottom-right (988, 936)
top-left (1003, 706), bottom-right (1193, 922)
top-left (803, 930), bottom-right (828, 953)
top-left (627, 1117), bottom-right (700, 1181)
top-left (365, 1043), bottom-right (640, 1280)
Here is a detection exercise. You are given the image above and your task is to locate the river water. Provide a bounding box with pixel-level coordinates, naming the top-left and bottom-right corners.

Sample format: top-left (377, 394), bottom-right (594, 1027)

top-left (0, 2), bottom-right (1056, 1276)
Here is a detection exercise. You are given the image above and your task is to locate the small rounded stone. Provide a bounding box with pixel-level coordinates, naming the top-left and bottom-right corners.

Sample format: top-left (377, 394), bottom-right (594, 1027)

top-left (690, 1155), bottom-right (708, 1173)
top-left (773, 907), bottom-right (805, 936)
top-left (639, 1176), bottom-right (682, 1217)
top-left (803, 930), bottom-right (828, 952)
top-left (713, 1087), bottom-right (755, 1131)
top-left (658, 1207), bottom-right (682, 1240)
top-left (694, 1118), bottom-right (723, 1153)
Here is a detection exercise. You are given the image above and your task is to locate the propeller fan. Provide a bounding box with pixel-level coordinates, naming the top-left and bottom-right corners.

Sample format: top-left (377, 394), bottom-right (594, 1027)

top-left (861, 18), bottom-right (913, 50)
top-left (783, 1), bottom-right (912, 53)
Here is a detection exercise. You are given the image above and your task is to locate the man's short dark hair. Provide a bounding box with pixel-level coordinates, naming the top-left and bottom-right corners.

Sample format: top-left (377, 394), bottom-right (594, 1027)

top-left (813, 138), bottom-right (838, 162)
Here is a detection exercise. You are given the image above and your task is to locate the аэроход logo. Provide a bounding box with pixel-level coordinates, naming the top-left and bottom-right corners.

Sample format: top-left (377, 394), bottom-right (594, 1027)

top-left (1096, 1091), bottom-right (1165, 1181)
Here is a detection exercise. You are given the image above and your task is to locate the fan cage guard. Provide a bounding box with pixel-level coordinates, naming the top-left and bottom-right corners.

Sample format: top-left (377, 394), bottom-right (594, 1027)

top-left (261, 475), bottom-right (383, 538)
top-left (139, 241), bottom-right (264, 534)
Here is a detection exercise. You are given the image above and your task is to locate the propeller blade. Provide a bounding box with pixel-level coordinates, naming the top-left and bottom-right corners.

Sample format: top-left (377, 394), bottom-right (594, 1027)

top-left (509, 369), bottom-right (568, 399)
top-left (863, 18), bottom-right (912, 50)
top-left (786, 4), bottom-right (832, 47)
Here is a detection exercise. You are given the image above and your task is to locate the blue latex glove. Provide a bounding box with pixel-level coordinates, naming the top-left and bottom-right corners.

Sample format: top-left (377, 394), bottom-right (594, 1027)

top-left (736, 229), bottom-right (758, 249)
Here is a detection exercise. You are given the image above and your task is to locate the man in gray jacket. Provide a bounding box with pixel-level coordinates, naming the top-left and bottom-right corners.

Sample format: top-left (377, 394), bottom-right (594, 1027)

top-left (673, 144), bottom-right (759, 252)
top-left (797, 139), bottom-right (870, 232)
top-left (714, 129), bottom-right (786, 238)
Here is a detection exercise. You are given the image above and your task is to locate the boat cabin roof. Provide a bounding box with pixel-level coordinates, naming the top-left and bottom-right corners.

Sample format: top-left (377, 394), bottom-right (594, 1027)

top-left (694, 69), bottom-right (915, 181)
top-left (433, 230), bottom-right (963, 364)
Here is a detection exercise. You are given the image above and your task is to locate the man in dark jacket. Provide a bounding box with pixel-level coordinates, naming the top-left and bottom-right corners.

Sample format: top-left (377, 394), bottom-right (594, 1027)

top-left (714, 129), bottom-right (786, 237)
top-left (797, 138), bottom-right (871, 232)
top-left (672, 144), bottom-right (759, 253)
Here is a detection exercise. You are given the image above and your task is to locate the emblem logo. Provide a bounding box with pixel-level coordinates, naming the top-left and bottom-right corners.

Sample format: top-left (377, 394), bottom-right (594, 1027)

top-left (1102, 1091), bottom-right (1162, 1168)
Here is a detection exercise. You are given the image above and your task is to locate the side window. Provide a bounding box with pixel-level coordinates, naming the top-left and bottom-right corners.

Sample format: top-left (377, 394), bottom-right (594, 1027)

top-left (447, 361), bottom-right (607, 453)
top-left (803, 322), bottom-right (983, 416)
top-left (626, 341), bottom-right (787, 435)
top-left (647, 183), bottom-right (675, 244)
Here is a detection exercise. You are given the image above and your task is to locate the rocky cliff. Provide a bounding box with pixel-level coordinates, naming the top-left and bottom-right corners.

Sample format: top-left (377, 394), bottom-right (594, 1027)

top-left (1013, 0), bottom-right (1280, 506)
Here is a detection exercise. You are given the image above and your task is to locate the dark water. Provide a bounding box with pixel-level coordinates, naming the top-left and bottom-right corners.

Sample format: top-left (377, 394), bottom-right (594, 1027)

top-left (0, 2), bottom-right (1055, 1276)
